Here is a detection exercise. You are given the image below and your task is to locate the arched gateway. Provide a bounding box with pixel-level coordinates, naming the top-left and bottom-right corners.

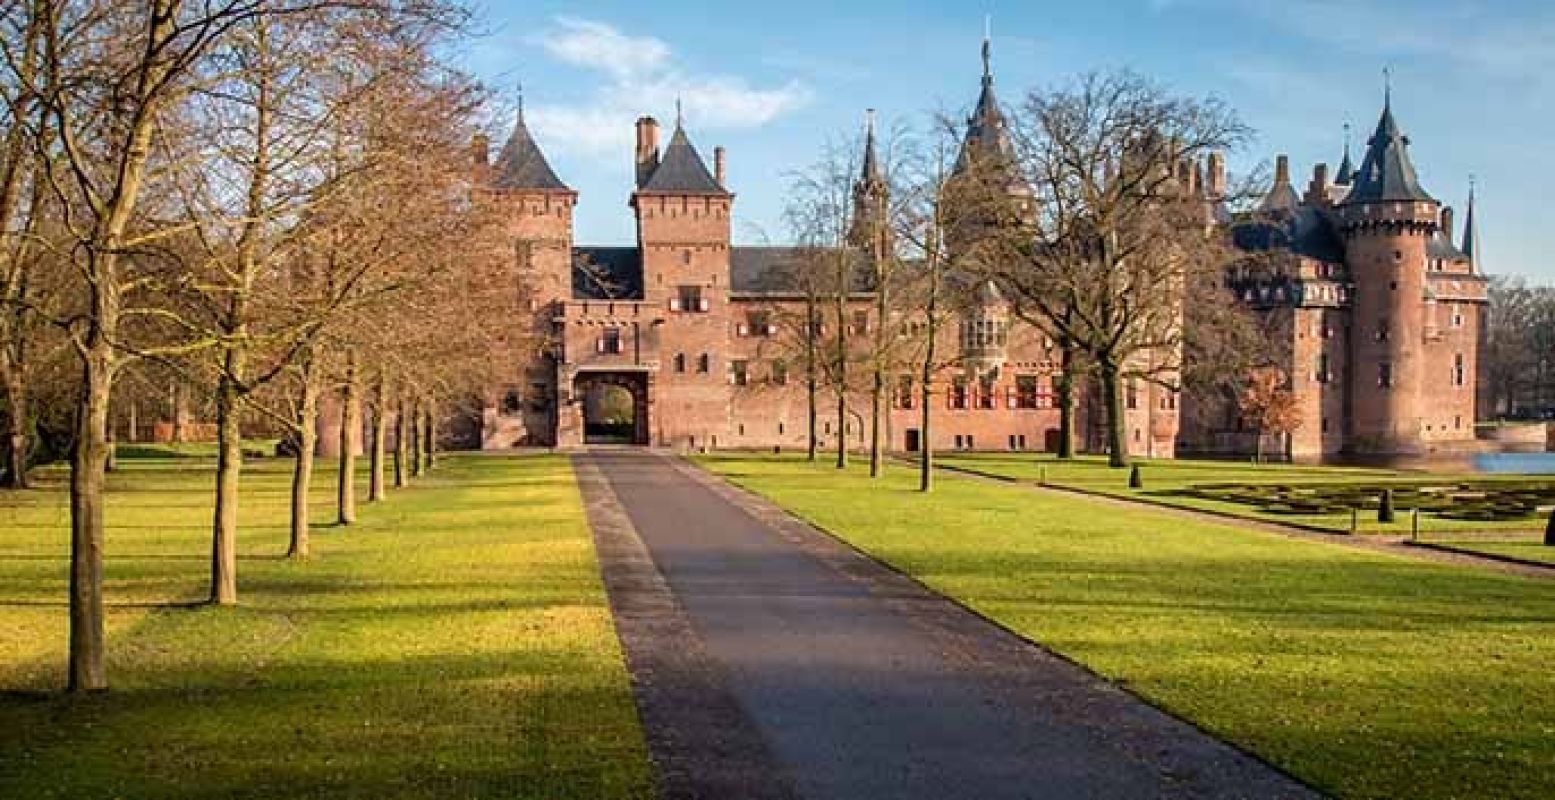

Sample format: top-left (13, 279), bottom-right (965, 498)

top-left (573, 371), bottom-right (649, 446)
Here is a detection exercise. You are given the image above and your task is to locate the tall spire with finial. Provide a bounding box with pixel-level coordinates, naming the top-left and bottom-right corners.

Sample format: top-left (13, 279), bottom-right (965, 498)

top-left (516, 81), bottom-right (524, 123)
top-left (1462, 175), bottom-right (1479, 268)
top-left (982, 15), bottom-right (992, 83)
top-left (675, 96), bottom-right (684, 128)
top-left (1335, 122), bottom-right (1355, 185)
top-left (861, 108), bottom-right (881, 184)
top-left (1342, 72), bottom-right (1434, 205)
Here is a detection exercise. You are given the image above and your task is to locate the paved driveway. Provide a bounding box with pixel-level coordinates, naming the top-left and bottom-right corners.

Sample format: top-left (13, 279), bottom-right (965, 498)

top-left (577, 451), bottom-right (1317, 800)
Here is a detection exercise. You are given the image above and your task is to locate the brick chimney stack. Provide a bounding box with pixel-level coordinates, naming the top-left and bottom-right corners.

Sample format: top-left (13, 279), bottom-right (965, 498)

top-left (1274, 154), bottom-right (1291, 188)
top-left (714, 146), bottom-right (726, 187)
top-left (471, 134), bottom-right (489, 169)
top-left (635, 116), bottom-right (660, 188)
top-left (1206, 151), bottom-right (1226, 198)
top-left (1306, 162), bottom-right (1330, 206)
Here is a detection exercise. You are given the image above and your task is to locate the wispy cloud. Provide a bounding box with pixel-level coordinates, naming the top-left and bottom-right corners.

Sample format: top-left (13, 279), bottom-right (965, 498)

top-left (526, 17), bottom-right (812, 155)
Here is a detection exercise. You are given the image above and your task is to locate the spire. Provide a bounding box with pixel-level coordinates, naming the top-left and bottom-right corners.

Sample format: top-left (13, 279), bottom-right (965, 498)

top-left (860, 108), bottom-right (882, 185)
top-left (490, 102), bottom-right (569, 192)
top-left (1341, 85), bottom-right (1435, 205)
top-left (1462, 177), bottom-right (1478, 267)
top-left (1335, 123), bottom-right (1355, 185)
top-left (982, 15), bottom-right (992, 83)
top-left (675, 96), bottom-right (684, 129)
top-left (959, 27), bottom-right (1016, 168)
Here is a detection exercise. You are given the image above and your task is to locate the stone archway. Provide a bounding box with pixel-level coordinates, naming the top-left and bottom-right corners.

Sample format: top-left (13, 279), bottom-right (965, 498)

top-left (574, 371), bottom-right (649, 445)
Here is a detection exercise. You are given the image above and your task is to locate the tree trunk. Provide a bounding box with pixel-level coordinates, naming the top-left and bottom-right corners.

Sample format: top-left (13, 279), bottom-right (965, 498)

top-left (805, 304), bottom-right (818, 462)
top-left (1099, 359), bottom-right (1129, 468)
top-left (0, 354), bottom-right (24, 487)
top-left (288, 357), bottom-right (320, 559)
top-left (337, 357), bottom-right (359, 526)
top-left (368, 377), bottom-right (387, 502)
top-left (394, 395), bottom-right (408, 488)
top-left (421, 404), bottom-right (435, 473)
top-left (210, 367), bottom-right (242, 605)
top-left (409, 399), bottom-right (422, 478)
top-left (68, 350), bottom-right (111, 691)
top-left (1056, 342), bottom-right (1077, 459)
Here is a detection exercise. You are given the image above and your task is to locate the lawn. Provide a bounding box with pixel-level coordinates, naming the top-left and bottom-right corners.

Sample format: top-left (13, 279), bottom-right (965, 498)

top-left (0, 450), bottom-right (650, 799)
top-left (699, 454), bottom-right (1555, 800)
top-left (1422, 540), bottom-right (1555, 566)
top-left (937, 452), bottom-right (1551, 535)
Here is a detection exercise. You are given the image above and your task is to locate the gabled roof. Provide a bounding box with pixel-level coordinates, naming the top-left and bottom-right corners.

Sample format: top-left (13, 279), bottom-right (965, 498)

top-left (491, 111), bottom-right (569, 192)
top-left (1343, 97), bottom-right (1434, 205)
top-left (639, 125), bottom-right (728, 195)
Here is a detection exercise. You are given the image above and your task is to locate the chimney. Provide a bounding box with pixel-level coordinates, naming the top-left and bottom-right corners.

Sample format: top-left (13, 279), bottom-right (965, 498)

top-left (714, 146), bottom-right (726, 187)
top-left (1274, 154), bottom-right (1291, 187)
top-left (471, 134), bottom-right (489, 169)
top-left (1441, 206), bottom-right (1456, 247)
top-left (1206, 151), bottom-right (1226, 198)
top-left (635, 116), bottom-right (660, 188)
top-left (1306, 163), bottom-right (1330, 206)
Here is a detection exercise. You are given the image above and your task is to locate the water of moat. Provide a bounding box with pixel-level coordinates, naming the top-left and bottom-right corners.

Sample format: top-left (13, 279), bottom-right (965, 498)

top-left (1471, 452), bottom-right (1555, 474)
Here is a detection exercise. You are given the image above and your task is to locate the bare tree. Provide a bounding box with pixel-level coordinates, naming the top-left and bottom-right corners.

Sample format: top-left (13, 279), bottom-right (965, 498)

top-left (988, 71), bottom-right (1251, 467)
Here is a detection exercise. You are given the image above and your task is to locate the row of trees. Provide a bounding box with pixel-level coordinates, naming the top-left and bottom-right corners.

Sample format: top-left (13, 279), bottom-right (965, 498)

top-left (770, 71), bottom-right (1269, 487)
top-left (0, 1), bottom-right (521, 692)
top-left (1483, 277), bottom-right (1555, 418)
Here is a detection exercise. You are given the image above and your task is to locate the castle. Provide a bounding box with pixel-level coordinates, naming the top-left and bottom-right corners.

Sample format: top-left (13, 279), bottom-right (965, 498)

top-left (1181, 90), bottom-right (1487, 460)
top-left (471, 41), bottom-right (1483, 461)
top-left (471, 42), bottom-right (1176, 457)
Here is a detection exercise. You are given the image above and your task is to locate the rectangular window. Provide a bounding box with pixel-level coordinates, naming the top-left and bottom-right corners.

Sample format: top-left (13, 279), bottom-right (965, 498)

top-left (1375, 319), bottom-right (1390, 342)
top-left (673, 285), bottom-right (706, 313)
top-left (771, 359), bottom-right (788, 386)
top-left (697, 353), bottom-right (710, 374)
top-left (949, 377), bottom-right (969, 410)
top-left (731, 360), bottom-right (748, 386)
top-left (599, 327), bottom-right (622, 354)
top-left (1016, 375), bottom-right (1040, 409)
top-left (1126, 380), bottom-right (1139, 410)
top-left (977, 374), bottom-right (997, 410)
top-left (673, 353), bottom-right (686, 373)
top-left (852, 310), bottom-right (869, 335)
top-left (1316, 352), bottom-right (1331, 384)
top-left (896, 375), bottom-right (915, 409)
top-left (744, 310), bottom-right (772, 337)
top-left (1452, 353), bottom-right (1466, 387)
top-left (1451, 305), bottom-right (1464, 327)
top-left (1379, 361), bottom-right (1393, 389)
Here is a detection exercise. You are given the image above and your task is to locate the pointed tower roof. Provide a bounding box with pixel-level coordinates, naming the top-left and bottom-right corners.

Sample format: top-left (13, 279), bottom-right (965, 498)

top-left (638, 115), bottom-right (729, 195)
top-left (959, 31), bottom-right (1016, 168)
top-left (1462, 180), bottom-right (1479, 267)
top-left (860, 109), bottom-right (883, 186)
top-left (1343, 91), bottom-right (1434, 205)
top-left (1335, 124), bottom-right (1355, 186)
top-left (490, 100), bottom-right (569, 192)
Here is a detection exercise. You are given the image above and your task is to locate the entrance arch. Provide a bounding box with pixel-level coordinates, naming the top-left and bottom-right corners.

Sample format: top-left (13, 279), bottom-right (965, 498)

top-left (575, 371), bottom-right (649, 445)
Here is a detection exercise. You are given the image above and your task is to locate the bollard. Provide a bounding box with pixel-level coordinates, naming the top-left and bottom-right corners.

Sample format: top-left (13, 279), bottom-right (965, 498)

top-left (1128, 464), bottom-right (1143, 489)
top-left (1350, 507), bottom-right (1358, 534)
top-left (1038, 466), bottom-right (1047, 486)
top-left (1377, 489), bottom-right (1395, 524)
top-left (1411, 509), bottom-right (1420, 542)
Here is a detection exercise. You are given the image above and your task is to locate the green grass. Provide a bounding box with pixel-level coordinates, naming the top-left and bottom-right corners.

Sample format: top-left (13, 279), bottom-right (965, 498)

top-left (937, 453), bottom-right (1549, 534)
top-left (699, 454), bottom-right (1555, 800)
top-left (0, 452), bottom-right (650, 799)
top-left (1424, 541), bottom-right (1555, 566)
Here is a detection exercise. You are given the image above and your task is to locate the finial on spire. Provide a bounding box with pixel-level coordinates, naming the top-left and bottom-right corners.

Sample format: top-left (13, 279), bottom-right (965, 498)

top-left (675, 96), bottom-right (684, 128)
top-left (516, 81), bottom-right (524, 123)
top-left (981, 16), bottom-right (992, 80)
top-left (865, 107), bottom-right (876, 135)
top-left (1383, 65), bottom-right (1393, 107)
top-left (1343, 121), bottom-right (1351, 150)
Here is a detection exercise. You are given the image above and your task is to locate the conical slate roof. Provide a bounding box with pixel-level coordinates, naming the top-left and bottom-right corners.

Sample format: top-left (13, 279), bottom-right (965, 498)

top-left (958, 37), bottom-right (1017, 170)
top-left (491, 111), bottom-right (569, 192)
top-left (1343, 97), bottom-right (1434, 205)
top-left (1462, 184), bottom-right (1478, 266)
top-left (1335, 136), bottom-right (1355, 186)
top-left (639, 125), bottom-right (728, 194)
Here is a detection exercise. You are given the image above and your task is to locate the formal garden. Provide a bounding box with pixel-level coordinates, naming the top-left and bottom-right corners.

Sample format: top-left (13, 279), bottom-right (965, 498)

top-left (699, 452), bottom-right (1555, 800)
top-left (0, 449), bottom-right (650, 799)
top-left (937, 453), bottom-right (1555, 541)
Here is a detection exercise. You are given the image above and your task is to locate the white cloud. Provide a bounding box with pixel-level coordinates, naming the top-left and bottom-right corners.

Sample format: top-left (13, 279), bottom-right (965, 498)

top-left (527, 17), bottom-right (811, 156)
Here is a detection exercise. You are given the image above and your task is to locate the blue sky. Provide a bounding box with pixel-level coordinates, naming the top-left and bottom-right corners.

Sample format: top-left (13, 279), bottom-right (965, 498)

top-left (461, 0), bottom-right (1554, 282)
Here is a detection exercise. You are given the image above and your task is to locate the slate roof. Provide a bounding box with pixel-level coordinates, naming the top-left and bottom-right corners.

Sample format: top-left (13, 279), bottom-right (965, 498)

top-left (491, 113), bottom-right (569, 192)
top-left (955, 37), bottom-right (1021, 185)
top-left (1343, 98), bottom-right (1434, 205)
top-left (1427, 233), bottom-right (1469, 263)
top-left (1461, 188), bottom-right (1478, 265)
top-left (1231, 207), bottom-right (1345, 264)
top-left (729, 246), bottom-right (874, 294)
top-left (639, 125), bottom-right (728, 195)
top-left (572, 247), bottom-right (642, 300)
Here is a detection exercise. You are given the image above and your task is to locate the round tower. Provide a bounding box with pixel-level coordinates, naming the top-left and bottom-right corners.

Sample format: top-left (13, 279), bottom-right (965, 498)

top-left (1337, 93), bottom-right (1438, 454)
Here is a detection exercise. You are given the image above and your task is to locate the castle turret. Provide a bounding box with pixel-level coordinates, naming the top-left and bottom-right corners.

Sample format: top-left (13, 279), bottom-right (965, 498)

top-left (1337, 91), bottom-right (1439, 454)
top-left (630, 106), bottom-right (733, 308)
